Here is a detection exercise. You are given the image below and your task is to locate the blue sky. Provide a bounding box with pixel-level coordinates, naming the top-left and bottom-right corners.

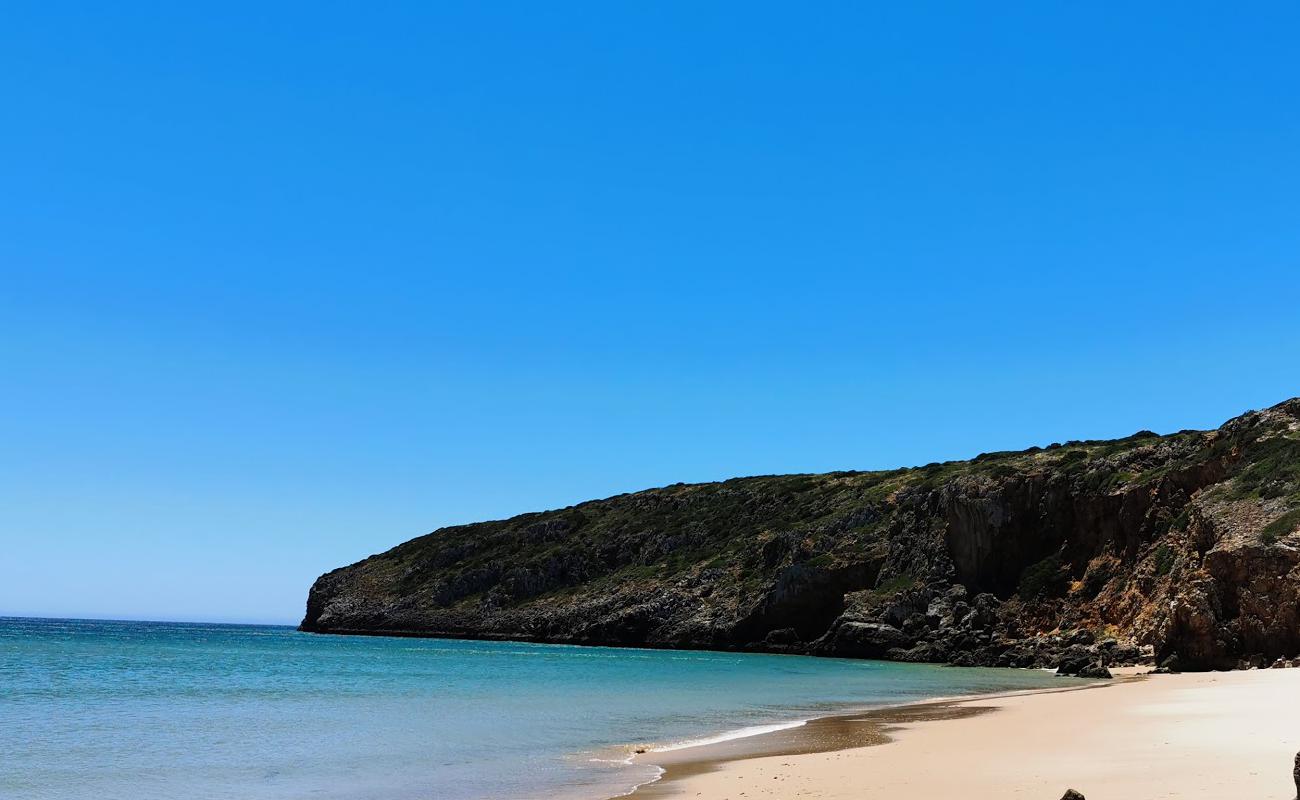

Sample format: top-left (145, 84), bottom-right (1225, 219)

top-left (2, 3), bottom-right (1298, 624)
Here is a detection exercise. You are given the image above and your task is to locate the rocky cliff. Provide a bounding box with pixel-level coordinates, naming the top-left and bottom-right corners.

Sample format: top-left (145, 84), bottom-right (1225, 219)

top-left (302, 399), bottom-right (1300, 672)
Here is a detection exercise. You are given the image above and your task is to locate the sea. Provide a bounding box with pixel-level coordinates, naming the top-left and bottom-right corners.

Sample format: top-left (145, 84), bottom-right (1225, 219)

top-left (1, 617), bottom-right (1080, 800)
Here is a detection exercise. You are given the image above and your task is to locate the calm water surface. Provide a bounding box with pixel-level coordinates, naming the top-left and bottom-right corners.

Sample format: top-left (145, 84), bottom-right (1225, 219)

top-left (1, 617), bottom-right (1079, 800)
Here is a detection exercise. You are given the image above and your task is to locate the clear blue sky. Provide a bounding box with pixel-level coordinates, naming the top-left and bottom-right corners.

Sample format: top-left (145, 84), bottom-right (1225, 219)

top-left (2, 3), bottom-right (1297, 624)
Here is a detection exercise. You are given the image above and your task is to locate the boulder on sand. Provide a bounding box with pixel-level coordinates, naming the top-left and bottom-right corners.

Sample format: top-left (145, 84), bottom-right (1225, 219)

top-left (1292, 751), bottom-right (1299, 798)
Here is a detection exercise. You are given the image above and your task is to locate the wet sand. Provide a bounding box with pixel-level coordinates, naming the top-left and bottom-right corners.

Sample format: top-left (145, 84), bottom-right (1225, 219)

top-left (628, 667), bottom-right (1300, 799)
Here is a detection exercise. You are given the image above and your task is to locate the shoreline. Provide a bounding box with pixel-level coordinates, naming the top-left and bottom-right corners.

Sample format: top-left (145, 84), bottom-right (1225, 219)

top-left (619, 675), bottom-right (1123, 798)
top-left (621, 666), bottom-right (1300, 799)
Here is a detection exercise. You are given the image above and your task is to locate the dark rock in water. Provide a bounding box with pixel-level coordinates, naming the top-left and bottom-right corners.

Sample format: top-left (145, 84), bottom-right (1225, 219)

top-left (1061, 791), bottom-right (1086, 800)
top-left (300, 399), bottom-right (1300, 673)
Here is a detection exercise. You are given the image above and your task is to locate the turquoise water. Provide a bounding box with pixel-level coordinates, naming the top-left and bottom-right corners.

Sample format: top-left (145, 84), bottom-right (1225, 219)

top-left (3, 617), bottom-right (1078, 800)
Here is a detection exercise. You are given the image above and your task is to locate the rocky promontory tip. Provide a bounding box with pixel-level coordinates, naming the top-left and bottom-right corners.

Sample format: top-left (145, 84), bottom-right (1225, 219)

top-left (302, 398), bottom-right (1300, 672)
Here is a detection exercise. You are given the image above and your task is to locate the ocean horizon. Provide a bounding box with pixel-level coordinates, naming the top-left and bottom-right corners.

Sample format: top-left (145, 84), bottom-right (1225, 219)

top-left (3, 616), bottom-right (1083, 800)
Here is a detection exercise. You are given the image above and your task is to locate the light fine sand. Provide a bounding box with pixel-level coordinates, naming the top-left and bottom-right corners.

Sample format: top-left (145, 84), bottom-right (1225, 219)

top-left (647, 668), bottom-right (1300, 799)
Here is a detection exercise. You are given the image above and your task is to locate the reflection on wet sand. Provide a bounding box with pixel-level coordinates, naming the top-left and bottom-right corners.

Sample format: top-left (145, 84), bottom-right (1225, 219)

top-left (632, 700), bottom-right (994, 795)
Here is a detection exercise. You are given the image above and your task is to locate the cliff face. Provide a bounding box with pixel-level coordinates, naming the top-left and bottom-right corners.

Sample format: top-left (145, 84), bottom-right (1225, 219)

top-left (302, 399), bottom-right (1300, 671)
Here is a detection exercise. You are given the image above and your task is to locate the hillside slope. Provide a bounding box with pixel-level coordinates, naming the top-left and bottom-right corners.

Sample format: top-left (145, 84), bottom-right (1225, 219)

top-left (302, 399), bottom-right (1300, 671)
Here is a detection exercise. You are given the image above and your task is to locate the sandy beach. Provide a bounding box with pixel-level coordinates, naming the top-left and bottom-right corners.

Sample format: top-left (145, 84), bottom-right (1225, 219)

top-left (632, 667), bottom-right (1300, 800)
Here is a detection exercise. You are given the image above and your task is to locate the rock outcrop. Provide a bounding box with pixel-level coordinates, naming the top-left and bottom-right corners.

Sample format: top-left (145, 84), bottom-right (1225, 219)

top-left (302, 399), bottom-right (1300, 672)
